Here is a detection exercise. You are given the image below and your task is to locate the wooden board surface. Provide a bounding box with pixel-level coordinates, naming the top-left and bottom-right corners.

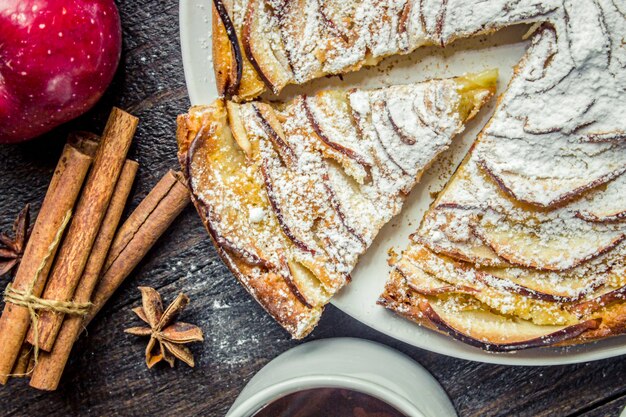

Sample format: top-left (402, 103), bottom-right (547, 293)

top-left (0, 1), bottom-right (625, 416)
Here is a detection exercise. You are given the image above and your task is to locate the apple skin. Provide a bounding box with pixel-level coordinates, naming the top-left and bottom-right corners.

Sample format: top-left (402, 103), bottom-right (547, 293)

top-left (0, 0), bottom-right (121, 144)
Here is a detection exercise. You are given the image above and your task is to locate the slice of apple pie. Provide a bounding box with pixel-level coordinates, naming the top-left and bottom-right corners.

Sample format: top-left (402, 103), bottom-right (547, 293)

top-left (177, 72), bottom-right (496, 337)
top-left (380, 2), bottom-right (626, 351)
top-left (211, 0), bottom-right (586, 101)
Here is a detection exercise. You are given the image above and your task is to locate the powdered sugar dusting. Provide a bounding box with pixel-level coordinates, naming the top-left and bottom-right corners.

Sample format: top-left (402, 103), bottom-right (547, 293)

top-left (383, 1), bottom-right (626, 349)
top-left (185, 73), bottom-right (487, 336)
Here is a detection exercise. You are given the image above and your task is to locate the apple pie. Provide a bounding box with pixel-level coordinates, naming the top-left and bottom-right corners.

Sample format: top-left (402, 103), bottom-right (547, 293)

top-left (177, 72), bottom-right (496, 337)
top-left (379, 2), bottom-right (626, 350)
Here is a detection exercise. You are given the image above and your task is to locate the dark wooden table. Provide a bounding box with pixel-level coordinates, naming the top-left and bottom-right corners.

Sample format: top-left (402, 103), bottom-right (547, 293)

top-left (1, 1), bottom-right (625, 416)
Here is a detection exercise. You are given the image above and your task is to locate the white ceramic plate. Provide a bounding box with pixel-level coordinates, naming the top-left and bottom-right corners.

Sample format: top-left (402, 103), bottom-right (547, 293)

top-left (179, 1), bottom-right (626, 365)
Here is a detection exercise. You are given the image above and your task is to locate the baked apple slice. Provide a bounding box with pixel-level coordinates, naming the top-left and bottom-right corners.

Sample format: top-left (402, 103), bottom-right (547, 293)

top-left (274, 0), bottom-right (419, 80)
top-left (405, 238), bottom-right (622, 303)
top-left (273, 0), bottom-right (325, 84)
top-left (303, 90), bottom-right (372, 185)
top-left (212, 0), bottom-right (265, 99)
top-left (576, 173), bottom-right (626, 222)
top-left (211, 0), bottom-right (241, 97)
top-left (474, 211), bottom-right (625, 271)
top-left (479, 238), bottom-right (626, 301)
top-left (478, 266), bottom-right (607, 302)
top-left (478, 153), bottom-right (626, 208)
top-left (362, 0), bottom-right (407, 57)
top-left (571, 285), bottom-right (626, 316)
top-left (285, 257), bottom-right (333, 308)
top-left (418, 297), bottom-right (600, 352)
top-left (243, 0), bottom-right (294, 94)
top-left (324, 159), bottom-right (380, 245)
top-left (396, 260), bottom-right (477, 297)
top-left (316, 0), bottom-right (369, 74)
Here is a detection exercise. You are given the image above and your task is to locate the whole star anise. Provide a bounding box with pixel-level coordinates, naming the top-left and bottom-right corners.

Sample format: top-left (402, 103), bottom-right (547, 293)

top-left (0, 204), bottom-right (30, 277)
top-left (125, 287), bottom-right (204, 368)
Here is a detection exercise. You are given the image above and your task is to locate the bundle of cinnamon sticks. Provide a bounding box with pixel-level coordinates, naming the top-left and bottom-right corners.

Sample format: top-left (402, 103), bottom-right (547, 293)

top-left (0, 108), bottom-right (190, 391)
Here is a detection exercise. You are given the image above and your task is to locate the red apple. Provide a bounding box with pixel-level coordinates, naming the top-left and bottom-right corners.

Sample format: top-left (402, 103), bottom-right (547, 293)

top-left (0, 0), bottom-right (121, 144)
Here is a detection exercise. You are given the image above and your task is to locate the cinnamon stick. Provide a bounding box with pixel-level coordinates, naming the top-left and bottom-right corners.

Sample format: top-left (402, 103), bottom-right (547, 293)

top-left (29, 160), bottom-right (138, 391)
top-left (85, 170), bottom-right (190, 324)
top-left (46, 135), bottom-right (98, 201)
top-left (27, 108), bottom-right (138, 351)
top-left (10, 343), bottom-right (34, 377)
top-left (0, 143), bottom-right (94, 384)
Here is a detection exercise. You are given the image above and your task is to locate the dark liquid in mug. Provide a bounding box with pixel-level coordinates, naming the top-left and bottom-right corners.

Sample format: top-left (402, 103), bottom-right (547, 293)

top-left (251, 388), bottom-right (408, 417)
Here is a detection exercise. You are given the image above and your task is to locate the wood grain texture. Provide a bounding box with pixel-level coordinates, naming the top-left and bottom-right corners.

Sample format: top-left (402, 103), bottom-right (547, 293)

top-left (0, 0), bottom-right (624, 416)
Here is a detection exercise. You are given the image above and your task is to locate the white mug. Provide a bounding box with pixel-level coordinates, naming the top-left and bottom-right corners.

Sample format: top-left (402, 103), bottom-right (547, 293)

top-left (226, 337), bottom-right (457, 417)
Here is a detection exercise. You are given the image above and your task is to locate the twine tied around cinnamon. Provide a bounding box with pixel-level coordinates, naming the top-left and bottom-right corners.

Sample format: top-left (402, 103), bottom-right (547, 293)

top-left (2, 210), bottom-right (92, 377)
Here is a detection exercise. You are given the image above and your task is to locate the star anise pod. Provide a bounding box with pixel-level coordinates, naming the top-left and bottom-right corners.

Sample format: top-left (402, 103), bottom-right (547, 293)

top-left (125, 287), bottom-right (204, 368)
top-left (0, 204), bottom-right (31, 278)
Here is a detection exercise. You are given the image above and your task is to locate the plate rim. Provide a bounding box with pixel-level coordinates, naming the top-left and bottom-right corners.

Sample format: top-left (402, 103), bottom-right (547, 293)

top-left (179, 0), bottom-right (626, 366)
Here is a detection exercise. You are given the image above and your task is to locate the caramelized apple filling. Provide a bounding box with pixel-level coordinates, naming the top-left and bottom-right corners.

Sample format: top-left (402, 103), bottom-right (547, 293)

top-left (401, 245), bottom-right (580, 326)
top-left (454, 69), bottom-right (498, 122)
